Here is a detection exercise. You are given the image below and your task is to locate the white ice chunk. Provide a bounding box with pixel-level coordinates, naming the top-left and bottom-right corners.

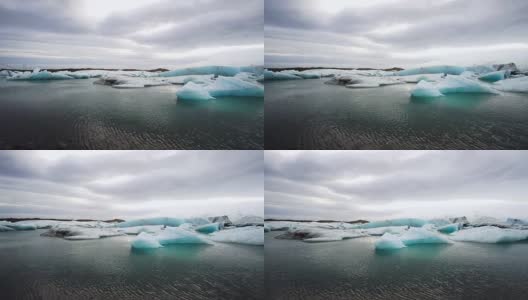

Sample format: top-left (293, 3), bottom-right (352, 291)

top-left (4, 223), bottom-right (37, 230)
top-left (375, 233), bottom-right (406, 250)
top-left (176, 82), bottom-right (215, 100)
top-left (396, 65), bottom-right (466, 76)
top-left (8, 71), bottom-right (74, 81)
top-left (450, 226), bottom-right (528, 243)
top-left (437, 75), bottom-right (499, 95)
top-left (233, 216), bottom-right (264, 226)
top-left (208, 76), bottom-right (264, 98)
top-left (210, 226), bottom-right (264, 246)
top-left (410, 80), bottom-right (443, 97)
top-left (264, 70), bottom-right (302, 81)
top-left (494, 76), bottom-right (528, 93)
top-left (131, 232), bottom-right (163, 249)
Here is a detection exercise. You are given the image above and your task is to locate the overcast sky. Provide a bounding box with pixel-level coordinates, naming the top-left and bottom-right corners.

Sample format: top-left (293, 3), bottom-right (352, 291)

top-left (0, 0), bottom-right (263, 69)
top-left (0, 151), bottom-right (263, 220)
top-left (265, 0), bottom-right (528, 69)
top-left (265, 151), bottom-right (528, 221)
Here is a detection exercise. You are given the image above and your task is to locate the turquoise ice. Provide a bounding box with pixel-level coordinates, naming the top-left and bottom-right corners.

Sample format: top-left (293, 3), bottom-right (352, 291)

top-left (116, 217), bottom-right (185, 228)
top-left (396, 65), bottom-right (466, 76)
top-left (195, 223), bottom-right (220, 234)
top-left (352, 218), bottom-right (427, 229)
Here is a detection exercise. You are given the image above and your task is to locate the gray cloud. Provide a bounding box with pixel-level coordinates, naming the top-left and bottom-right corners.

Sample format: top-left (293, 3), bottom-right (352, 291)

top-left (0, 151), bottom-right (263, 220)
top-left (265, 151), bottom-right (528, 221)
top-left (265, 0), bottom-right (528, 68)
top-left (0, 0), bottom-right (263, 68)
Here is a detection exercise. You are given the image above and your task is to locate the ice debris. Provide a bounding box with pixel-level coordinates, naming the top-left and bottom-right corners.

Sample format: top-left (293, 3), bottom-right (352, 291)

top-left (450, 226), bottom-right (528, 243)
top-left (210, 226), bottom-right (264, 246)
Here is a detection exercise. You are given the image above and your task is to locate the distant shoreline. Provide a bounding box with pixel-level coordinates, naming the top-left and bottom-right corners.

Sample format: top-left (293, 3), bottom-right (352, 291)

top-left (0, 217), bottom-right (124, 223)
top-left (265, 218), bottom-right (369, 224)
top-left (0, 68), bottom-right (169, 73)
top-left (266, 67), bottom-right (404, 72)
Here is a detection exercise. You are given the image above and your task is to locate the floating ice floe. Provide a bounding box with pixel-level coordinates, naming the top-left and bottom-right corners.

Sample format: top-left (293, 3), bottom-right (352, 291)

top-left (375, 228), bottom-right (452, 250)
top-left (411, 75), bottom-right (500, 97)
top-left (210, 226), bottom-right (264, 246)
top-left (494, 76), bottom-right (528, 93)
top-left (450, 226), bottom-right (528, 243)
top-left (8, 70), bottom-right (74, 81)
top-left (4, 223), bottom-right (38, 230)
top-left (157, 227), bottom-right (213, 245)
top-left (0, 225), bottom-right (15, 232)
top-left (42, 223), bottom-right (125, 240)
top-left (264, 70), bottom-right (302, 81)
top-left (131, 232), bottom-right (163, 249)
top-left (176, 76), bottom-right (264, 100)
top-left (395, 65), bottom-right (466, 76)
top-left (233, 215), bottom-right (264, 227)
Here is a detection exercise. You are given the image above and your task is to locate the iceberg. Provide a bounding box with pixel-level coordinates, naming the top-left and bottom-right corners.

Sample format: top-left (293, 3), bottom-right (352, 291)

top-left (42, 223), bottom-right (124, 240)
top-left (116, 217), bottom-right (185, 228)
top-left (159, 66), bottom-right (241, 77)
top-left (494, 76), bottom-right (528, 93)
top-left (351, 218), bottom-right (427, 229)
top-left (131, 232), bottom-right (163, 249)
top-left (411, 75), bottom-right (500, 97)
top-left (195, 223), bottom-right (220, 234)
top-left (210, 226), bottom-right (264, 246)
top-left (176, 82), bottom-right (215, 100)
top-left (411, 80), bottom-right (444, 97)
top-left (375, 233), bottom-right (406, 250)
top-left (4, 223), bottom-right (37, 231)
top-left (450, 226), bottom-right (528, 243)
top-left (0, 225), bottom-right (15, 232)
top-left (264, 70), bottom-right (302, 81)
top-left (8, 70), bottom-right (74, 81)
top-left (363, 226), bottom-right (408, 236)
top-left (437, 223), bottom-right (460, 234)
top-left (233, 216), bottom-right (264, 227)
top-left (396, 65), bottom-right (466, 76)
top-left (158, 227), bottom-right (213, 245)
top-left (375, 228), bottom-right (452, 250)
top-left (478, 71), bottom-right (506, 82)
top-left (176, 76), bottom-right (264, 100)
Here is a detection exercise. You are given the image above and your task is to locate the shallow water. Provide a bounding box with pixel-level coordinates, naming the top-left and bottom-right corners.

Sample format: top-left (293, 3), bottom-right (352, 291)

top-left (265, 79), bottom-right (528, 149)
top-left (0, 230), bottom-right (264, 300)
top-left (0, 79), bottom-right (263, 149)
top-left (265, 232), bottom-right (528, 300)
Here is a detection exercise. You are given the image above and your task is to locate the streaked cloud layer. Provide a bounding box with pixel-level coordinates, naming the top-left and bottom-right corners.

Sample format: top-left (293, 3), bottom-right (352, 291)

top-left (0, 0), bottom-right (263, 68)
top-left (265, 151), bottom-right (528, 221)
top-left (0, 151), bottom-right (263, 220)
top-left (265, 0), bottom-right (528, 68)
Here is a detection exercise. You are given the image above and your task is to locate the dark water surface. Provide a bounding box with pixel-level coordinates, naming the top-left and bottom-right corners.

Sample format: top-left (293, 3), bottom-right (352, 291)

top-left (265, 232), bottom-right (528, 300)
top-left (0, 230), bottom-right (264, 300)
top-left (265, 79), bottom-right (528, 149)
top-left (0, 79), bottom-right (263, 149)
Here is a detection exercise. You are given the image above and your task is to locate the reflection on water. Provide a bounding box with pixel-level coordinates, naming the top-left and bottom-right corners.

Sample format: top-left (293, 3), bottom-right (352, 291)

top-left (265, 79), bottom-right (528, 149)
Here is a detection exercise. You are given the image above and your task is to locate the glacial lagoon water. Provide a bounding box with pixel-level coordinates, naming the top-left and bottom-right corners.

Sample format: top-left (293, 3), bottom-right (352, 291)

top-left (0, 78), bottom-right (263, 149)
top-left (265, 232), bottom-right (528, 300)
top-left (0, 230), bottom-right (264, 299)
top-left (265, 79), bottom-right (528, 149)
